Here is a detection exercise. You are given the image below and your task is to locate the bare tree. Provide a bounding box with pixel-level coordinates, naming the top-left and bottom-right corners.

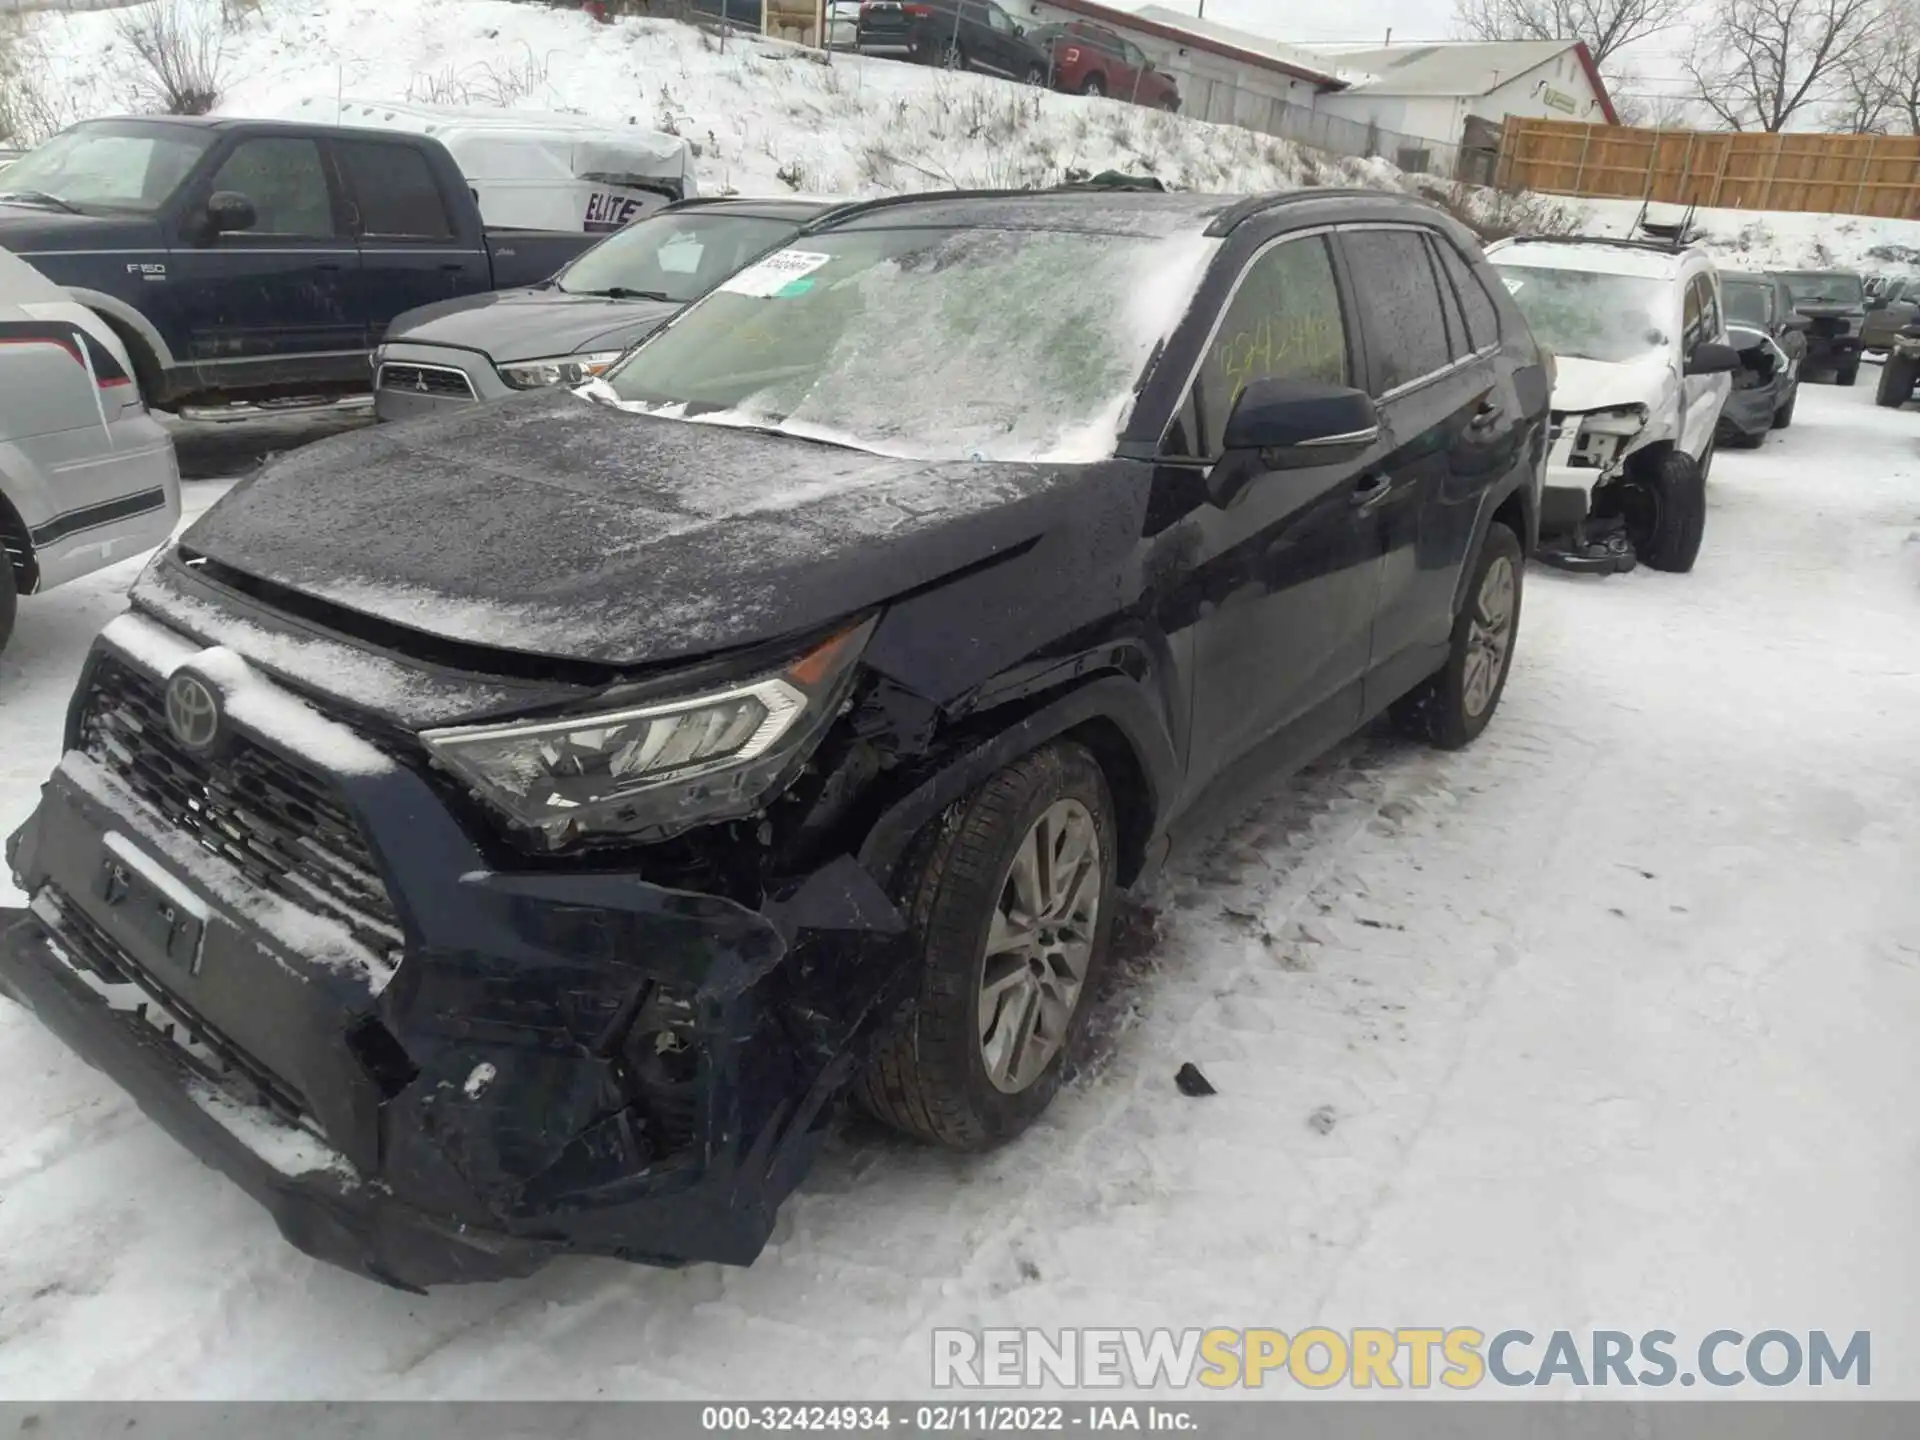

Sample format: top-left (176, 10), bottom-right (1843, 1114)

top-left (1452, 0), bottom-right (1687, 66)
top-left (1680, 0), bottom-right (1887, 131)
top-left (1607, 62), bottom-right (1701, 127)
top-left (1831, 4), bottom-right (1920, 131)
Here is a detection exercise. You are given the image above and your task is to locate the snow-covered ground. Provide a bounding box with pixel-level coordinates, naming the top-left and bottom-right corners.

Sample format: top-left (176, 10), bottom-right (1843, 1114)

top-left (1, 379), bottom-right (1917, 1396)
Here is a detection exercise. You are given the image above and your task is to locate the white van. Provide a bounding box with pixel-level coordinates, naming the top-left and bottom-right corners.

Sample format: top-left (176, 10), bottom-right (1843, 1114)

top-left (273, 97), bottom-right (698, 233)
top-left (0, 245), bottom-right (180, 655)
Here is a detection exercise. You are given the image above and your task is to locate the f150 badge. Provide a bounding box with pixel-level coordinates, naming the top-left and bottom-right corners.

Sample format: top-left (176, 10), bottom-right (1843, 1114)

top-left (125, 262), bottom-right (167, 282)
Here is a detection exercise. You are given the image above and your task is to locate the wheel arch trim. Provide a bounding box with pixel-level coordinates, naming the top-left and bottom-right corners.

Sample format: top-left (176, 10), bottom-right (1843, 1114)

top-left (855, 675), bottom-right (1178, 892)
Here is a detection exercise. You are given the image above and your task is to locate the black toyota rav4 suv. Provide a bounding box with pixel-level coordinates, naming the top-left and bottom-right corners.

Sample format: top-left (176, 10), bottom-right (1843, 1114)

top-left (2, 186), bottom-right (1547, 1290)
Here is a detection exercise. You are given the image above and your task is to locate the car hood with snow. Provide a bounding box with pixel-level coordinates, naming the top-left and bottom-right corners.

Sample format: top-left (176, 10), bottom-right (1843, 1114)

top-left (168, 388), bottom-right (1117, 670)
top-left (1546, 353), bottom-right (1677, 418)
top-left (382, 286), bottom-right (682, 364)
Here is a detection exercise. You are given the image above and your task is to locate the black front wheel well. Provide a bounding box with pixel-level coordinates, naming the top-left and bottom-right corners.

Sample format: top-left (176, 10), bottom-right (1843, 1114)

top-left (1061, 715), bottom-right (1155, 887)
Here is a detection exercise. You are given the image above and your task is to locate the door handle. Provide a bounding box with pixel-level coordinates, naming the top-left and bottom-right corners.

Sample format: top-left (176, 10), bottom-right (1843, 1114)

top-left (1350, 472), bottom-right (1392, 510)
top-left (1470, 398), bottom-right (1503, 429)
top-left (439, 262), bottom-right (467, 273)
top-left (314, 261), bottom-right (344, 272)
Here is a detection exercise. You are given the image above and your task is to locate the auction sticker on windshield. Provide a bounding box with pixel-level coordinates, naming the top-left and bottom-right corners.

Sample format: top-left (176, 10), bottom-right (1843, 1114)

top-left (722, 249), bottom-right (833, 297)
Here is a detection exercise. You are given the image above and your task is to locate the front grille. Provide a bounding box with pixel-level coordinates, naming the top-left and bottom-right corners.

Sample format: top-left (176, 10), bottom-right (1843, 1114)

top-left (76, 656), bottom-right (405, 964)
top-left (39, 888), bottom-right (310, 1121)
top-left (377, 362), bottom-right (476, 399)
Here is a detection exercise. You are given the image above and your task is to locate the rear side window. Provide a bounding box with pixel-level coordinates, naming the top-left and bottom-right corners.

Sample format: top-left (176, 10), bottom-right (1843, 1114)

top-left (1343, 228), bottom-right (1452, 392)
top-left (1433, 237), bottom-right (1501, 351)
top-left (1178, 234), bottom-right (1349, 458)
top-left (332, 140), bottom-right (455, 240)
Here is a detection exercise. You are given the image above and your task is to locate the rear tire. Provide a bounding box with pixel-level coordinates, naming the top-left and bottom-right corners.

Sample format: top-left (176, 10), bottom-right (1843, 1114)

top-left (854, 742), bottom-right (1118, 1152)
top-left (1603, 448), bottom-right (1706, 573)
top-left (1772, 389), bottom-right (1796, 428)
top-left (1023, 63), bottom-right (1046, 85)
top-left (1876, 354), bottom-right (1917, 408)
top-left (1837, 362), bottom-right (1860, 387)
top-left (1080, 73), bottom-right (1106, 96)
top-left (1390, 521), bottom-right (1522, 752)
top-left (1725, 425), bottom-right (1765, 449)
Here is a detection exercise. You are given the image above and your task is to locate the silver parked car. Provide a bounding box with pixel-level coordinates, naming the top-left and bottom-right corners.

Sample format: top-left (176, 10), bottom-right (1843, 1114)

top-left (1, 245), bottom-right (180, 655)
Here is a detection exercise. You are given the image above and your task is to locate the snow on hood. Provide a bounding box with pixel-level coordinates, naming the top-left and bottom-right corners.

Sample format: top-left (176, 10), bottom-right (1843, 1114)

top-left (177, 389), bottom-right (1111, 669)
top-left (1550, 354), bottom-right (1674, 416)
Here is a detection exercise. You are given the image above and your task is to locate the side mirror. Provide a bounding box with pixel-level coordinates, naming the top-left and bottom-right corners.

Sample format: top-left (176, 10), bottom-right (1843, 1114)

top-left (1012, 21), bottom-right (1024, 34)
top-left (1685, 340), bottom-right (1742, 376)
top-left (1867, 296), bottom-right (1889, 311)
top-left (1222, 378), bottom-right (1380, 464)
top-left (206, 190), bottom-right (257, 235)
top-left (1784, 313), bottom-right (1811, 333)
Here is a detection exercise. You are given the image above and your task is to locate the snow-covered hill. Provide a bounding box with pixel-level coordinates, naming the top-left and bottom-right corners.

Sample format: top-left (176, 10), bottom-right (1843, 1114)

top-left (5, 0), bottom-right (1414, 197)
top-left (8, 0), bottom-right (1920, 272)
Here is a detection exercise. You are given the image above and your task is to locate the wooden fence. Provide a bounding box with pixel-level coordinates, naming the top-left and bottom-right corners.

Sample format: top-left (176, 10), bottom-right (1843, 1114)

top-left (1496, 117), bottom-right (1920, 219)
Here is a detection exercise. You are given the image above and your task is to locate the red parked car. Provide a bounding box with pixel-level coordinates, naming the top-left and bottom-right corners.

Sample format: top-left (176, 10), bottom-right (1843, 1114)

top-left (1030, 20), bottom-right (1181, 109)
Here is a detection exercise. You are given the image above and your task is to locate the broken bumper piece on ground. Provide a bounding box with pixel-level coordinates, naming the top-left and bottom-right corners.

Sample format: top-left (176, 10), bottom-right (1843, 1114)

top-left (0, 695), bottom-right (914, 1292)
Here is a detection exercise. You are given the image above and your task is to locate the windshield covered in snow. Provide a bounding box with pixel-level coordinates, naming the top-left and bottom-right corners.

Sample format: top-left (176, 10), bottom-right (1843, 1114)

top-left (0, 123), bottom-right (212, 212)
top-left (599, 224), bottom-right (1215, 462)
top-left (1779, 270), bottom-right (1865, 307)
top-left (1492, 264), bottom-right (1671, 365)
top-left (555, 211), bottom-right (799, 303)
top-left (1722, 278), bottom-right (1773, 327)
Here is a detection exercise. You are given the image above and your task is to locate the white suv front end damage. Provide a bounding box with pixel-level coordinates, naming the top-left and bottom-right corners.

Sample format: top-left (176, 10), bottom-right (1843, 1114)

top-left (1545, 357), bottom-right (1682, 500)
top-left (1486, 228), bottom-right (1733, 576)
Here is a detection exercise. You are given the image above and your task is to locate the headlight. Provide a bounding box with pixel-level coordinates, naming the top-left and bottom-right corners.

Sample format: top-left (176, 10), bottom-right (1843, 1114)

top-left (497, 350), bottom-right (626, 391)
top-left (420, 617), bottom-right (874, 846)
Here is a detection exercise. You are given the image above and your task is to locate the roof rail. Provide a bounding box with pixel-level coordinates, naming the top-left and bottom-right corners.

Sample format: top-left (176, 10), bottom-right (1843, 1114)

top-left (791, 186), bottom-right (1041, 232)
top-left (1203, 187), bottom-right (1414, 235)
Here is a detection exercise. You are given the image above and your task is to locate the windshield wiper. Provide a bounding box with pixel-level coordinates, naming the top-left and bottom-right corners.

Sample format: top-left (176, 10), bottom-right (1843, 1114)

top-left (0, 189), bottom-right (81, 214)
top-left (567, 286), bottom-right (673, 301)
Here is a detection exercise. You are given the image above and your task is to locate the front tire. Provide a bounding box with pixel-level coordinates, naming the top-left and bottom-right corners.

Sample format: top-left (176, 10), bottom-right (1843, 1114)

top-left (1772, 389), bottom-right (1797, 427)
top-left (1837, 362), bottom-right (1860, 387)
top-left (1023, 63), bottom-right (1046, 85)
top-left (855, 742), bottom-right (1118, 1152)
top-left (1390, 521), bottom-right (1522, 751)
top-left (1876, 354), bottom-right (1917, 408)
top-left (1604, 448), bottom-right (1706, 573)
top-left (1080, 73), bottom-right (1106, 97)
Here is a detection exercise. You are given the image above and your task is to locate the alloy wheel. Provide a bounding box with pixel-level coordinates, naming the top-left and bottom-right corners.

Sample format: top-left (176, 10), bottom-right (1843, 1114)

top-left (978, 799), bottom-right (1101, 1094)
top-left (1463, 555), bottom-right (1516, 718)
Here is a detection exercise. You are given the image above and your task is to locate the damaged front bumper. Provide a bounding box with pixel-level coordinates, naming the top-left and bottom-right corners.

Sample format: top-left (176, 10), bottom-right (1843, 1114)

top-left (1, 634), bottom-right (914, 1291)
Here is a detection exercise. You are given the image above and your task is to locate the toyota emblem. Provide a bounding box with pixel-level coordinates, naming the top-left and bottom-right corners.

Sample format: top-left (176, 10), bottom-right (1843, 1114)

top-left (164, 671), bottom-right (221, 752)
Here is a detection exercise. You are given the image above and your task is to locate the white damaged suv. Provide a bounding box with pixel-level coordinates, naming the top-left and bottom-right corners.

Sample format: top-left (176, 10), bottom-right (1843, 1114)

top-left (1485, 232), bottom-right (1740, 575)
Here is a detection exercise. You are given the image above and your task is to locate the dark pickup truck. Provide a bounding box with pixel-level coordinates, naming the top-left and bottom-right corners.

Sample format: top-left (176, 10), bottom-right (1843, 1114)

top-left (0, 116), bottom-right (601, 411)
